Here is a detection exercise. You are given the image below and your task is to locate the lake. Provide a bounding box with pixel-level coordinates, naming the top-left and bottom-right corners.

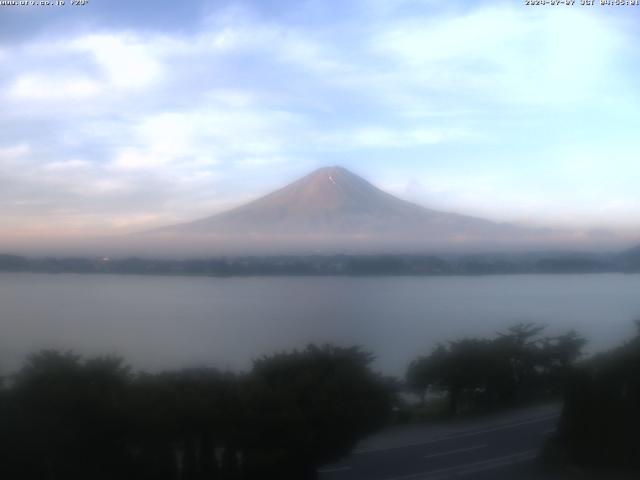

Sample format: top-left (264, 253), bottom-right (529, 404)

top-left (1, 272), bottom-right (639, 377)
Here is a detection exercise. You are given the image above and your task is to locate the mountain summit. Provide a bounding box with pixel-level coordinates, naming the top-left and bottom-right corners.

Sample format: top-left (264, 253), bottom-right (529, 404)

top-left (155, 166), bottom-right (521, 242)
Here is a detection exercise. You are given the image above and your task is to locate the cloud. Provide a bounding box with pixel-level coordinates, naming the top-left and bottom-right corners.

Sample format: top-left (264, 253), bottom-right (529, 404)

top-left (71, 34), bottom-right (163, 89)
top-left (318, 126), bottom-right (469, 150)
top-left (8, 73), bottom-right (102, 101)
top-left (353, 126), bottom-right (470, 148)
top-left (108, 105), bottom-right (303, 172)
top-left (371, 6), bottom-right (628, 107)
top-left (0, 143), bottom-right (31, 159)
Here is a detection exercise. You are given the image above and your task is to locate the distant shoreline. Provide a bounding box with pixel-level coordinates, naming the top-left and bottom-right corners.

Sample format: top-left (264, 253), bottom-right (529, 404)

top-left (1, 251), bottom-right (638, 277)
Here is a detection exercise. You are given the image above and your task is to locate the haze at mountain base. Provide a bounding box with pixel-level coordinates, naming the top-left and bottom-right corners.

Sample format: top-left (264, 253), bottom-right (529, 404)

top-left (0, 167), bottom-right (634, 257)
top-left (138, 166), bottom-right (615, 254)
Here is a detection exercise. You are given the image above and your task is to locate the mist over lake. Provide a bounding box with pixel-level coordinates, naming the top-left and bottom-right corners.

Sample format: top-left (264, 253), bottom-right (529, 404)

top-left (1, 272), bottom-right (638, 377)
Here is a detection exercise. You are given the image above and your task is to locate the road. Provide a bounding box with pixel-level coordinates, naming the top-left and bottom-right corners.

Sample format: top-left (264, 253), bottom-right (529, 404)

top-left (319, 404), bottom-right (561, 480)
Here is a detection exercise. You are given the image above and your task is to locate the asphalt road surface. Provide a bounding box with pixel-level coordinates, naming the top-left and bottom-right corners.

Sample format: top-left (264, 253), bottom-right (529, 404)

top-left (319, 404), bottom-right (561, 480)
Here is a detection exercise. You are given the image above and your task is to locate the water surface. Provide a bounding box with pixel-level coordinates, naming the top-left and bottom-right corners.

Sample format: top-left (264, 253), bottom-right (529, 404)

top-left (1, 273), bottom-right (639, 376)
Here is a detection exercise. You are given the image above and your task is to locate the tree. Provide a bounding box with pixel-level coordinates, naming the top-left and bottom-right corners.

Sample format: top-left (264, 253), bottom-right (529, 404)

top-left (407, 324), bottom-right (587, 416)
top-left (243, 344), bottom-right (392, 479)
top-left (0, 345), bottom-right (393, 480)
top-left (7, 351), bottom-right (132, 480)
top-left (127, 368), bottom-right (241, 480)
top-left (556, 323), bottom-right (640, 470)
top-left (406, 343), bottom-right (448, 402)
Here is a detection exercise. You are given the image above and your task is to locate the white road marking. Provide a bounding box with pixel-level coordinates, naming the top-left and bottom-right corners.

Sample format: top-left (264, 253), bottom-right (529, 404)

top-left (318, 466), bottom-right (351, 474)
top-left (452, 449), bottom-right (538, 477)
top-left (423, 444), bottom-right (487, 460)
top-left (355, 413), bottom-right (559, 455)
top-left (382, 449), bottom-right (538, 480)
top-left (329, 175), bottom-right (337, 185)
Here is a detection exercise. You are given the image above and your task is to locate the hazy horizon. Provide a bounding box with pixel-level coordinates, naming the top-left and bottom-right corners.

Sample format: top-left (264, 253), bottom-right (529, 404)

top-left (0, 164), bottom-right (637, 257)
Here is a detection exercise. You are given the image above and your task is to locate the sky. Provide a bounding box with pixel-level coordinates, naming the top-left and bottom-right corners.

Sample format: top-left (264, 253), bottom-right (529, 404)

top-left (1, 0), bottom-right (640, 242)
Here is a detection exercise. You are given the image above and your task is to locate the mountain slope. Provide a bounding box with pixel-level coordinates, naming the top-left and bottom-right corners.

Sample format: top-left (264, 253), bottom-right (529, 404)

top-left (156, 166), bottom-right (520, 241)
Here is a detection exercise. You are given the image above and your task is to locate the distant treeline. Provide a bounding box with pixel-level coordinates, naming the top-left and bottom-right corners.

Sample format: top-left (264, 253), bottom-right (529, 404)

top-left (1, 249), bottom-right (640, 276)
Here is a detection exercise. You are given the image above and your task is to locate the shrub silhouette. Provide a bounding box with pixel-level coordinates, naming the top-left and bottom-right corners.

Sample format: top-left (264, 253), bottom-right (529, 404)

top-left (407, 323), bottom-right (586, 415)
top-left (0, 345), bottom-right (391, 480)
top-left (243, 345), bottom-right (392, 479)
top-left (556, 323), bottom-right (640, 471)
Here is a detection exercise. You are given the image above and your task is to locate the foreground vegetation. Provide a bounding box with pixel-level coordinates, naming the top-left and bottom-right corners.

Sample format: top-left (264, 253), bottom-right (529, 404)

top-left (1, 322), bottom-right (639, 478)
top-left (0, 345), bottom-right (391, 480)
top-left (549, 323), bottom-right (640, 472)
top-left (406, 323), bottom-right (586, 416)
top-left (407, 322), bottom-right (640, 474)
